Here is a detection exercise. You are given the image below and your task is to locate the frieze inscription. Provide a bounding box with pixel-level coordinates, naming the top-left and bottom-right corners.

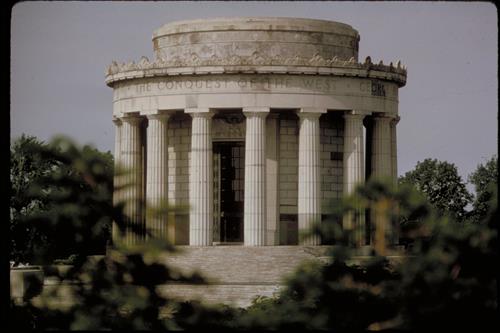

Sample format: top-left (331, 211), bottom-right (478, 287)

top-left (359, 80), bottom-right (388, 97)
top-left (113, 75), bottom-right (397, 101)
top-left (371, 80), bottom-right (386, 97)
top-left (133, 77), bottom-right (338, 94)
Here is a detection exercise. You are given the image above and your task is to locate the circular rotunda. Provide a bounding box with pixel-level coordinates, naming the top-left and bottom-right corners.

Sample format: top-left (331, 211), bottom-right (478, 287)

top-left (106, 17), bottom-right (407, 247)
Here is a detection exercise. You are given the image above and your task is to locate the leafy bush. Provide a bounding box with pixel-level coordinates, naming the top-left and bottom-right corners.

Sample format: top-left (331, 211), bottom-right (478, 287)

top-left (10, 136), bottom-right (231, 330)
top-left (10, 137), bottom-right (498, 330)
top-left (468, 155), bottom-right (498, 223)
top-left (399, 158), bottom-right (472, 222)
top-left (10, 135), bottom-right (114, 265)
top-left (235, 179), bottom-right (498, 331)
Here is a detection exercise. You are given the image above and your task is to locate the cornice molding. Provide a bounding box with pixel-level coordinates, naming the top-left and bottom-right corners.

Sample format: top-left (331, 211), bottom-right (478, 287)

top-left (105, 54), bottom-right (407, 87)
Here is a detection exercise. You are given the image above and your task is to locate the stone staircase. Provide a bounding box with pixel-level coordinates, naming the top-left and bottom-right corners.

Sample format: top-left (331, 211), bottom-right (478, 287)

top-left (159, 246), bottom-right (332, 308)
top-left (27, 246), bottom-right (404, 310)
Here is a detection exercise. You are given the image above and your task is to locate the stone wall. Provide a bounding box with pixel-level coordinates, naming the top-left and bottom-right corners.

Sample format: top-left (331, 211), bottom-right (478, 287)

top-left (320, 113), bottom-right (344, 211)
top-left (161, 246), bottom-right (331, 308)
top-left (276, 112), bottom-right (344, 244)
top-left (28, 248), bottom-right (406, 310)
top-left (152, 17), bottom-right (360, 65)
top-left (167, 113), bottom-right (191, 245)
top-left (278, 113), bottom-right (299, 244)
top-left (164, 112), bottom-right (344, 245)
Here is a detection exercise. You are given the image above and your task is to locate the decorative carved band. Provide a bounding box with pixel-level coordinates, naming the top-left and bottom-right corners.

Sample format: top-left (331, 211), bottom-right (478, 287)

top-left (106, 53), bottom-right (407, 78)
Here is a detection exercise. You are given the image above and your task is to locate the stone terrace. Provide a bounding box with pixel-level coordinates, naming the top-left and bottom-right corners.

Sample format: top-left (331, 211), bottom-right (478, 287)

top-left (159, 245), bottom-right (332, 307)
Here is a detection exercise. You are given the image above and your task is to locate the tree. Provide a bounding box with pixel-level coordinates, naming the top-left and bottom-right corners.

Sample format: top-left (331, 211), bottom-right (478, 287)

top-left (11, 140), bottom-right (498, 330)
top-left (10, 134), bottom-right (114, 264)
top-left (399, 158), bottom-right (472, 222)
top-left (233, 179), bottom-right (498, 331)
top-left (10, 135), bottom-right (60, 264)
top-left (233, 180), bottom-right (427, 330)
top-left (397, 190), bottom-right (498, 331)
top-left (468, 155), bottom-right (498, 222)
top-left (11, 136), bottom-right (232, 330)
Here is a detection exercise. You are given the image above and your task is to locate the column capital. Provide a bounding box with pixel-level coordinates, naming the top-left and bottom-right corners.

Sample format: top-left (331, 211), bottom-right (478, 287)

top-left (297, 108), bottom-right (326, 119)
top-left (299, 107), bottom-right (327, 113)
top-left (344, 114), bottom-right (366, 121)
top-left (146, 112), bottom-right (171, 121)
top-left (243, 107), bottom-right (270, 113)
top-left (112, 117), bottom-right (122, 125)
top-left (390, 115), bottom-right (401, 125)
top-left (243, 107), bottom-right (270, 118)
top-left (297, 112), bottom-right (322, 120)
top-left (372, 113), bottom-right (394, 123)
top-left (185, 107), bottom-right (212, 114)
top-left (344, 110), bottom-right (370, 119)
top-left (266, 112), bottom-right (280, 119)
top-left (121, 113), bottom-right (143, 125)
top-left (244, 112), bottom-right (269, 119)
top-left (186, 108), bottom-right (215, 119)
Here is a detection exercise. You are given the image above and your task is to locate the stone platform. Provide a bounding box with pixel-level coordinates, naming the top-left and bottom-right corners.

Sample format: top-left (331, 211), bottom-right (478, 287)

top-left (159, 246), bottom-right (332, 308)
top-left (27, 246), bottom-right (405, 309)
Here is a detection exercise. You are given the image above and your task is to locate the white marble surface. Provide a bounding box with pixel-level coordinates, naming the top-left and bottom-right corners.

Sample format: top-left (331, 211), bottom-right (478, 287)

top-left (109, 17), bottom-right (402, 247)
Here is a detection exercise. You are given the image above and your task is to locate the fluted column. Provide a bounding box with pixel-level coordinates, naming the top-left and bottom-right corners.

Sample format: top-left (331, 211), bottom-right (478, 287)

top-left (112, 117), bottom-right (122, 244)
top-left (390, 116), bottom-right (400, 186)
top-left (370, 114), bottom-right (397, 249)
top-left (146, 113), bottom-right (170, 240)
top-left (343, 112), bottom-right (366, 246)
top-left (121, 114), bottom-right (144, 245)
top-left (371, 115), bottom-right (393, 179)
top-left (187, 109), bottom-right (214, 246)
top-left (389, 115), bottom-right (400, 245)
top-left (243, 107), bottom-right (269, 246)
top-left (298, 109), bottom-right (324, 245)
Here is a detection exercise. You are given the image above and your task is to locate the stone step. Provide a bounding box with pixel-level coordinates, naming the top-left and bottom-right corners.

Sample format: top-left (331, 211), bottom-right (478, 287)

top-left (159, 284), bottom-right (282, 308)
top-left (159, 245), bottom-right (406, 307)
top-left (162, 246), bottom-right (332, 284)
top-left (159, 246), bottom-right (334, 307)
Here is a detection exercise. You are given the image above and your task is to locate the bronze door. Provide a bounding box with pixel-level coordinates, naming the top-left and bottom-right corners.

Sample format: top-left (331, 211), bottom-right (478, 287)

top-left (213, 142), bottom-right (244, 242)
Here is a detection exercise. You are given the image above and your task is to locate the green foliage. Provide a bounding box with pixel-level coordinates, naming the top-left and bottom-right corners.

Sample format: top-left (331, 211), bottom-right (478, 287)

top-left (11, 135), bottom-right (114, 265)
top-left (399, 200), bottom-right (498, 331)
top-left (468, 155), bottom-right (498, 222)
top-left (10, 140), bottom-right (498, 331)
top-left (399, 158), bottom-right (472, 222)
top-left (34, 244), bottom-right (208, 330)
top-left (10, 135), bottom-right (60, 264)
top-left (235, 180), bottom-right (406, 330)
top-left (237, 258), bottom-right (401, 330)
top-left (10, 300), bottom-right (42, 330)
top-left (11, 136), bottom-right (232, 330)
top-left (235, 179), bottom-right (498, 331)
top-left (172, 301), bottom-right (240, 330)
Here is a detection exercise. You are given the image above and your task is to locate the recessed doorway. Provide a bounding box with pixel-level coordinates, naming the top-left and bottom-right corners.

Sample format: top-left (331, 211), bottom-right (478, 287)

top-left (213, 142), bottom-right (245, 243)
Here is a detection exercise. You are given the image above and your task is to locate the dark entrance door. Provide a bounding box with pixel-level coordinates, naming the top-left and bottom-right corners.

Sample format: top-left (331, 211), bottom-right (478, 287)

top-left (213, 142), bottom-right (244, 243)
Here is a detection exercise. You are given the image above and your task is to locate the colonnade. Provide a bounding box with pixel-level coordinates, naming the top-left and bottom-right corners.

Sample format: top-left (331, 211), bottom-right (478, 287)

top-left (112, 109), bottom-right (398, 247)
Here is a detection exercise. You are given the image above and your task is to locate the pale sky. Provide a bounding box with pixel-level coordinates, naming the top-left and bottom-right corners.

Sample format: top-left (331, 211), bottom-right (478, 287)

top-left (10, 1), bottom-right (498, 183)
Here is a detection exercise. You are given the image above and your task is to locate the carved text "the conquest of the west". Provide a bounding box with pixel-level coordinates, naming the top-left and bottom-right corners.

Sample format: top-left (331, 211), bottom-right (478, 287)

top-left (134, 77), bottom-right (339, 94)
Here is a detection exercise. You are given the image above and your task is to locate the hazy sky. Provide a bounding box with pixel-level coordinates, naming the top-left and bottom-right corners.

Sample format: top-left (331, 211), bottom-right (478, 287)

top-left (11, 1), bottom-right (498, 183)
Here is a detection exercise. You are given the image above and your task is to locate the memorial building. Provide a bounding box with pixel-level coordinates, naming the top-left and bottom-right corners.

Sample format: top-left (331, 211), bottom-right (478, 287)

top-left (106, 17), bottom-right (407, 248)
